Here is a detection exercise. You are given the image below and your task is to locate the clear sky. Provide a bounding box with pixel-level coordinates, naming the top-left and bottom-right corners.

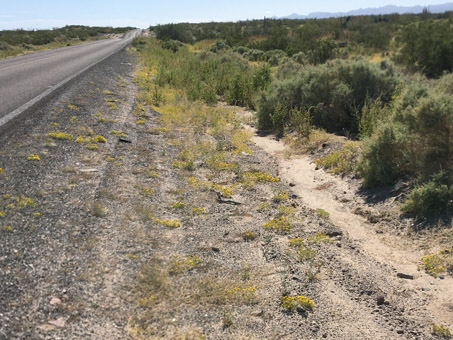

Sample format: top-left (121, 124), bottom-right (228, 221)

top-left (0, 0), bottom-right (449, 30)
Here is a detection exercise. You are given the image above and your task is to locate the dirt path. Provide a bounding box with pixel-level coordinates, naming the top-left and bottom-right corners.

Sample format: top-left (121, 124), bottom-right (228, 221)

top-left (248, 125), bottom-right (453, 330)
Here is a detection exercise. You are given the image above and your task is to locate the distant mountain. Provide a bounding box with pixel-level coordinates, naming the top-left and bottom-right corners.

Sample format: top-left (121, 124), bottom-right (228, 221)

top-left (281, 2), bottom-right (453, 19)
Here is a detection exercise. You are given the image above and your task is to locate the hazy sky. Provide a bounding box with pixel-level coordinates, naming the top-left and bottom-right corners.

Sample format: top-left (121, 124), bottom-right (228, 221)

top-left (0, 0), bottom-right (448, 30)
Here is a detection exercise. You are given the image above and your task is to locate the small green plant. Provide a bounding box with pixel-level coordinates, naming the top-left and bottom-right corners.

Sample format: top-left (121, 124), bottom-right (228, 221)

top-left (297, 245), bottom-right (316, 261)
top-left (192, 207), bottom-right (206, 215)
top-left (47, 131), bottom-right (74, 141)
top-left (308, 232), bottom-right (332, 243)
top-left (169, 254), bottom-right (202, 273)
top-left (67, 104), bottom-right (79, 111)
top-left (242, 231), bottom-right (256, 241)
top-left (316, 208), bottom-right (330, 219)
top-left (432, 323), bottom-right (452, 339)
top-left (263, 216), bottom-right (292, 233)
top-left (280, 295), bottom-right (314, 312)
top-left (222, 310), bottom-right (234, 329)
top-left (172, 201), bottom-right (185, 209)
top-left (288, 238), bottom-right (304, 247)
top-left (0, 225), bottom-right (13, 232)
top-left (420, 249), bottom-right (452, 277)
top-left (315, 142), bottom-right (360, 175)
top-left (272, 190), bottom-right (289, 203)
top-left (153, 218), bottom-right (181, 228)
top-left (27, 154), bottom-right (40, 161)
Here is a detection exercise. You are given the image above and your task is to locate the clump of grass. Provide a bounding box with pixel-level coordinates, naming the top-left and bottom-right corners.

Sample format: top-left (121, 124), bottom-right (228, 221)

top-left (47, 131), bottom-right (74, 141)
top-left (263, 216), bottom-right (292, 233)
top-left (224, 286), bottom-right (261, 304)
top-left (192, 207), bottom-right (206, 215)
top-left (420, 249), bottom-right (452, 277)
top-left (281, 295), bottom-right (314, 312)
top-left (316, 208), bottom-right (330, 219)
top-left (153, 218), bottom-right (181, 228)
top-left (432, 324), bottom-right (452, 338)
top-left (140, 187), bottom-right (155, 197)
top-left (136, 119), bottom-right (146, 125)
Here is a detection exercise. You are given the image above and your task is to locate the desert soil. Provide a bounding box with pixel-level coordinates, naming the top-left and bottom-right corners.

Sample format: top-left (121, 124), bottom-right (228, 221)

top-left (0, 49), bottom-right (451, 339)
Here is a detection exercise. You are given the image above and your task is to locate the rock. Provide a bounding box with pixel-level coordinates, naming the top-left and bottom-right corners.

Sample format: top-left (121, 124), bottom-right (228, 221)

top-left (250, 309), bottom-right (263, 317)
top-left (119, 137), bottom-right (132, 143)
top-left (79, 168), bottom-right (99, 173)
top-left (211, 246), bottom-right (220, 253)
top-left (50, 297), bottom-right (61, 305)
top-left (376, 296), bottom-right (385, 305)
top-left (289, 183), bottom-right (296, 187)
top-left (326, 230), bottom-right (343, 237)
top-left (397, 273), bottom-right (414, 280)
top-left (421, 287), bottom-right (431, 292)
top-left (48, 317), bottom-right (66, 328)
top-left (396, 330), bottom-right (404, 334)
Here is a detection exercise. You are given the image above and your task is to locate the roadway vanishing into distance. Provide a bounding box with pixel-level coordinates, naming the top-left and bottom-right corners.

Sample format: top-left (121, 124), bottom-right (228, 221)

top-left (0, 29), bottom-right (141, 128)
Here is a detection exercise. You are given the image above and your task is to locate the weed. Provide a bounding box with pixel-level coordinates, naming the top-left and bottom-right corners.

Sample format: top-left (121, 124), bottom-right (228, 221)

top-left (316, 208), bottom-right (330, 219)
top-left (432, 324), bottom-right (452, 338)
top-left (169, 254), bottom-right (202, 273)
top-left (136, 119), bottom-right (146, 125)
top-left (110, 130), bottom-right (128, 138)
top-left (242, 231), bottom-right (257, 241)
top-left (242, 171), bottom-right (279, 185)
top-left (222, 310), bottom-right (234, 329)
top-left (280, 295), bottom-right (314, 312)
top-left (47, 131), bottom-right (74, 141)
top-left (153, 218), bottom-right (181, 228)
top-left (420, 249), bottom-right (452, 277)
top-left (172, 201), bottom-right (185, 209)
top-left (263, 216), bottom-right (292, 233)
top-left (315, 142), bottom-right (361, 175)
top-left (192, 207), bottom-right (206, 215)
top-left (67, 104), bottom-right (79, 111)
top-left (308, 232), bottom-right (332, 243)
top-left (272, 190), bottom-right (289, 203)
top-left (297, 245), bottom-right (317, 261)
top-left (0, 225), bottom-right (13, 232)
top-left (27, 154), bottom-right (40, 161)
top-left (288, 238), bottom-right (304, 247)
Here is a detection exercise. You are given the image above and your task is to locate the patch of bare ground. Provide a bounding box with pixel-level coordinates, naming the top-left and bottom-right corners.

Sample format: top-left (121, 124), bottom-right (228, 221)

top-left (0, 50), bottom-right (449, 340)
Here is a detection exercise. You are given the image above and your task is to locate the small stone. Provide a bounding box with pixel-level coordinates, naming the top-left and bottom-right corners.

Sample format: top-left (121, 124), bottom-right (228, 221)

top-left (250, 309), bottom-right (263, 317)
top-left (289, 183), bottom-right (296, 187)
top-left (397, 273), bottom-right (414, 280)
top-left (211, 246), bottom-right (220, 252)
top-left (396, 330), bottom-right (404, 334)
top-left (119, 137), bottom-right (132, 143)
top-left (376, 296), bottom-right (385, 305)
top-left (421, 287), bottom-right (431, 292)
top-left (48, 318), bottom-right (66, 328)
top-left (80, 168), bottom-right (99, 173)
top-left (50, 297), bottom-right (61, 306)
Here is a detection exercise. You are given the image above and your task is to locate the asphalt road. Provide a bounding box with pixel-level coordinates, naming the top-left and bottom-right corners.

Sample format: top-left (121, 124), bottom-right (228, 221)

top-left (0, 29), bottom-right (141, 127)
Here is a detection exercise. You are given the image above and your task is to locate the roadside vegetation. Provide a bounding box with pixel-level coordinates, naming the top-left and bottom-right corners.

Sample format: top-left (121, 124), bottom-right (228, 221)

top-left (142, 10), bottom-right (453, 219)
top-left (0, 25), bottom-right (134, 59)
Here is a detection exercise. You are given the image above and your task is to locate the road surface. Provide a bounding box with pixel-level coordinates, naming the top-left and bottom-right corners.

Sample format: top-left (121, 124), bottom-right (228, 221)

top-left (0, 29), bottom-right (141, 127)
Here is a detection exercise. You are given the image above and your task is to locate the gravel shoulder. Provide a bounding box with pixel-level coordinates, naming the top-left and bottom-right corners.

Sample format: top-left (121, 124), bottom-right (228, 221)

top-left (0, 49), bottom-right (448, 339)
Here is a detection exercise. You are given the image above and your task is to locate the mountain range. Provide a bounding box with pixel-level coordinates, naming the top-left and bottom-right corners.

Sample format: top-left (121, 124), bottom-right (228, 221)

top-left (281, 2), bottom-right (453, 19)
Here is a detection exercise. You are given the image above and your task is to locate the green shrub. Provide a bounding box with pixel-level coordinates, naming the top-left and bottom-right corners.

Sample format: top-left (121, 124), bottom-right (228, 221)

top-left (258, 58), bottom-right (398, 135)
top-left (402, 171), bottom-right (453, 215)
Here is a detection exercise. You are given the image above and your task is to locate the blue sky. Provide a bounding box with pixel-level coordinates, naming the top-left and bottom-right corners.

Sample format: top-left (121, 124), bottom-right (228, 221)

top-left (0, 0), bottom-right (448, 30)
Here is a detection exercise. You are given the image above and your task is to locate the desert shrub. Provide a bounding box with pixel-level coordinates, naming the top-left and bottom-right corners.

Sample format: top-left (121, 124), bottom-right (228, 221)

top-left (243, 49), bottom-right (264, 62)
top-left (263, 50), bottom-right (288, 66)
top-left (276, 60), bottom-right (303, 80)
top-left (401, 171), bottom-right (453, 215)
top-left (292, 52), bottom-right (307, 65)
top-left (258, 58), bottom-right (398, 135)
top-left (161, 39), bottom-right (185, 52)
top-left (209, 39), bottom-right (229, 53)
